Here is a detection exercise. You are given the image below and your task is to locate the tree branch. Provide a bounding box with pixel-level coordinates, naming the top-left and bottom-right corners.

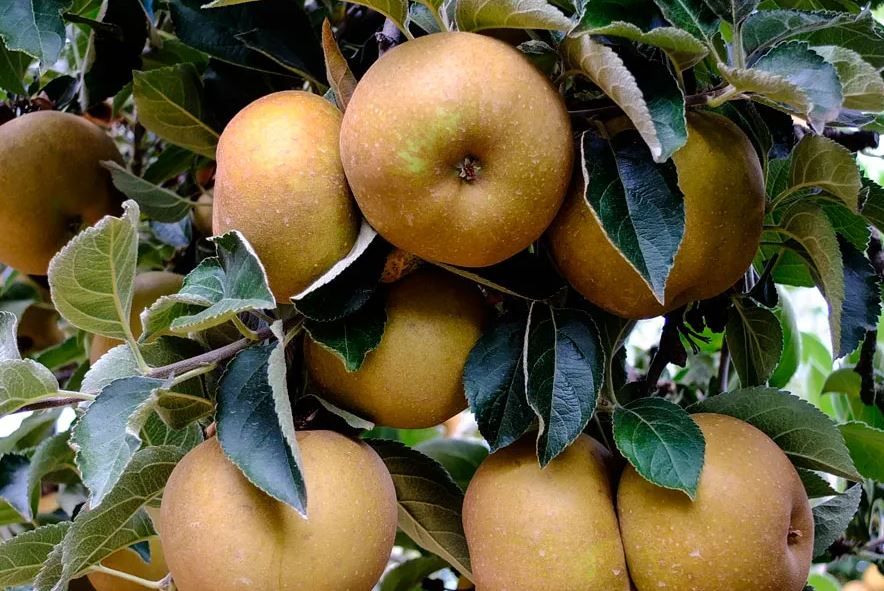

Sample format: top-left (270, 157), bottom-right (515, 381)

top-left (146, 325), bottom-right (274, 379)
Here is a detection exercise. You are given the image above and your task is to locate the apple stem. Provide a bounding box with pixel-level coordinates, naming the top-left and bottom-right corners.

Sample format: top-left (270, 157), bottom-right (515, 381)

top-left (457, 156), bottom-right (481, 182)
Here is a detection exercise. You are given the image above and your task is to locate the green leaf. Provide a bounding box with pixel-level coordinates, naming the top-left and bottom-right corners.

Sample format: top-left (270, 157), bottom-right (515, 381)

top-left (838, 238), bottom-right (880, 358)
top-left (293, 223), bottom-right (388, 322)
top-left (435, 250), bottom-right (566, 302)
top-left (807, 573), bottom-right (839, 591)
top-left (0, 359), bottom-right (60, 416)
top-left (217, 335), bottom-right (306, 515)
top-left (702, 0), bottom-right (758, 23)
top-left (562, 35), bottom-right (687, 162)
top-left (797, 468), bottom-right (837, 498)
top-left (347, 0), bottom-right (408, 34)
top-left (102, 161), bottom-right (194, 222)
top-left (779, 202), bottom-right (846, 356)
top-left (0, 410), bottom-right (61, 455)
top-left (839, 421), bottom-right (884, 481)
top-left (613, 397), bottom-right (705, 498)
top-left (132, 64), bottom-right (219, 159)
top-left (202, 0), bottom-right (260, 6)
top-left (380, 555), bottom-right (448, 591)
top-left (785, 134), bottom-right (862, 212)
top-left (0, 44), bottom-right (31, 95)
top-left (725, 297), bottom-right (784, 386)
top-left (0, 0), bottom-right (70, 64)
top-left (72, 376), bottom-right (163, 506)
top-left (0, 522), bottom-right (70, 587)
top-left (415, 438), bottom-right (489, 492)
top-left (861, 177), bottom-right (884, 235)
top-left (812, 484), bottom-right (861, 558)
top-left (573, 22), bottom-right (708, 69)
top-left (367, 440), bottom-right (472, 579)
top-left (651, 0), bottom-right (719, 42)
top-left (0, 455), bottom-right (33, 521)
top-left (0, 311), bottom-right (21, 361)
top-left (455, 0), bottom-right (571, 31)
top-left (579, 131), bottom-right (685, 303)
top-left (812, 46), bottom-right (884, 112)
top-left (140, 411), bottom-right (203, 451)
top-left (28, 432), bottom-right (76, 516)
top-left (168, 0), bottom-right (325, 84)
top-left (463, 319), bottom-right (535, 452)
top-left (48, 201), bottom-right (139, 341)
top-left (802, 12), bottom-right (884, 70)
top-left (525, 305), bottom-right (604, 466)
top-left (722, 41), bottom-right (842, 130)
top-left (147, 231), bottom-right (274, 335)
top-left (37, 446), bottom-right (183, 590)
top-left (691, 386), bottom-right (860, 480)
top-left (304, 294), bottom-right (386, 372)
top-left (770, 291), bottom-right (801, 388)
top-left (742, 10), bottom-right (863, 59)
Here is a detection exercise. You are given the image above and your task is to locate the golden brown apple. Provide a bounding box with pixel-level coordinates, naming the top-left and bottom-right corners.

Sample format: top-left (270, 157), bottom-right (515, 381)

top-left (463, 433), bottom-right (630, 590)
top-left (0, 110), bottom-right (122, 275)
top-left (305, 268), bottom-right (487, 428)
top-left (865, 565), bottom-right (884, 591)
top-left (89, 271), bottom-right (183, 363)
top-left (547, 112), bottom-right (765, 319)
top-left (17, 305), bottom-right (64, 354)
top-left (214, 91), bottom-right (359, 302)
top-left (160, 432), bottom-right (397, 591)
top-left (340, 32), bottom-right (573, 267)
top-left (618, 413), bottom-right (814, 591)
top-left (192, 193), bottom-right (213, 236)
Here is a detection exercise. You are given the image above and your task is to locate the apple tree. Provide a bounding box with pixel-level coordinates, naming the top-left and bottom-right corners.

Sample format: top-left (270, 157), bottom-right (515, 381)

top-left (0, 0), bottom-right (882, 589)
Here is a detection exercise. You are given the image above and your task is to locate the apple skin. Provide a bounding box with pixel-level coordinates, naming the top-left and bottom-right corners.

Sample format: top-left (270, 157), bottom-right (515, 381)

top-left (160, 432), bottom-right (397, 591)
top-left (86, 538), bottom-right (167, 591)
top-left (305, 268), bottom-right (488, 428)
top-left (89, 272), bottom-right (183, 363)
top-left (843, 581), bottom-right (869, 591)
top-left (865, 564), bottom-right (884, 591)
top-left (547, 111), bottom-right (765, 319)
top-left (463, 434), bottom-right (631, 591)
top-left (213, 91), bottom-right (359, 302)
top-left (0, 111), bottom-right (122, 275)
top-left (618, 413), bottom-right (814, 591)
top-left (340, 31), bottom-right (573, 268)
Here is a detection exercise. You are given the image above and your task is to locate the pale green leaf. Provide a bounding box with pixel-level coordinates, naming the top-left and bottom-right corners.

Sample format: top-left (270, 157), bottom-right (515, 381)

top-left (812, 485), bottom-right (861, 558)
top-left (132, 64), bottom-right (219, 159)
top-left (0, 359), bottom-right (59, 416)
top-left (47, 201), bottom-right (139, 341)
top-left (456, 0), bottom-right (571, 32)
top-left (0, 522), bottom-right (70, 587)
top-left (812, 46), bottom-right (884, 112)
top-left (574, 22), bottom-right (708, 69)
top-left (0, 311), bottom-right (21, 361)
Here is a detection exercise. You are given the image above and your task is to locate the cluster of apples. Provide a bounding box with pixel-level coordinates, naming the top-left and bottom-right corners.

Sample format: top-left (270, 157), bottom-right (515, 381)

top-left (0, 27), bottom-right (780, 591)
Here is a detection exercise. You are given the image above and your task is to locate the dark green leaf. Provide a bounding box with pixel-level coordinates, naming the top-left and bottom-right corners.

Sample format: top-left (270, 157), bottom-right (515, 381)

top-left (168, 0), bottom-right (324, 84)
top-left (380, 555), bottom-right (448, 591)
top-left (725, 297), bottom-right (784, 386)
top-left (613, 397), bottom-right (705, 497)
top-left (436, 249), bottom-right (566, 301)
top-left (0, 44), bottom-right (31, 95)
top-left (742, 9), bottom-right (862, 59)
top-left (415, 438), bottom-right (489, 492)
top-left (702, 0), bottom-right (758, 23)
top-left (861, 177), bottom-right (884, 234)
top-left (838, 237), bottom-right (880, 358)
top-left (81, 0), bottom-right (149, 106)
top-left (367, 440), bottom-right (471, 578)
top-left (304, 293), bottom-right (386, 372)
top-left (217, 341), bottom-right (306, 515)
top-left (0, 0), bottom-right (70, 64)
top-left (293, 224), bottom-right (389, 322)
top-left (0, 521), bottom-right (70, 587)
top-left (652, 0), bottom-right (719, 42)
top-left (580, 131), bottom-right (685, 303)
top-left (463, 319), bottom-right (535, 452)
top-left (525, 305), bottom-right (604, 466)
top-left (812, 485), bottom-right (861, 558)
top-left (102, 161), bottom-right (193, 222)
top-left (796, 468), bottom-right (837, 498)
top-left (802, 12), bottom-right (884, 70)
top-left (691, 386), bottom-right (860, 479)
